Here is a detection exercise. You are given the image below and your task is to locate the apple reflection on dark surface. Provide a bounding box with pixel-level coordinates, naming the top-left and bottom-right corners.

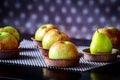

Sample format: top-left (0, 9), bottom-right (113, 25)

top-left (42, 68), bottom-right (81, 80)
top-left (0, 64), bottom-right (120, 80)
top-left (90, 72), bottom-right (111, 80)
top-left (42, 69), bottom-right (112, 80)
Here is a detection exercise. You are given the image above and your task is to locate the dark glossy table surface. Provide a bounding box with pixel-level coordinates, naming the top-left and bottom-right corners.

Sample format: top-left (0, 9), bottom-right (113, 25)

top-left (0, 63), bottom-right (120, 80)
top-left (0, 34), bottom-right (120, 80)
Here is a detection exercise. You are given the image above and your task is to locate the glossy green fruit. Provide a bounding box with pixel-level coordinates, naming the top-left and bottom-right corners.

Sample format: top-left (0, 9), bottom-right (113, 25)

top-left (90, 30), bottom-right (112, 54)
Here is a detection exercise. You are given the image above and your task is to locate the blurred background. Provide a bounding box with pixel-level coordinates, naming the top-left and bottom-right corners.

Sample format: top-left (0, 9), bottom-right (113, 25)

top-left (0, 0), bottom-right (120, 40)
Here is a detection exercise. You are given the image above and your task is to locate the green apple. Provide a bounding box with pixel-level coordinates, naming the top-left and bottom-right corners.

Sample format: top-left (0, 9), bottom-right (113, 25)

top-left (0, 32), bottom-right (18, 50)
top-left (0, 26), bottom-right (20, 42)
top-left (49, 41), bottom-right (79, 59)
top-left (42, 29), bottom-right (70, 49)
top-left (90, 29), bottom-right (112, 54)
top-left (35, 24), bottom-right (57, 41)
top-left (99, 27), bottom-right (120, 49)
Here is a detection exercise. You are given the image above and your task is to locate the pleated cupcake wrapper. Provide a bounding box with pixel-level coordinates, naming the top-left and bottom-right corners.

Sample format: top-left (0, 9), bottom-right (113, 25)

top-left (0, 39), bottom-right (119, 72)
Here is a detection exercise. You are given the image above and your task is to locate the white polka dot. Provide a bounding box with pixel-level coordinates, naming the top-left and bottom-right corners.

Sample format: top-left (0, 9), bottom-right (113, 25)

top-left (56, 0), bottom-right (61, 4)
top-left (49, 6), bottom-right (55, 12)
top-left (92, 26), bottom-right (97, 31)
top-left (58, 25), bottom-right (66, 32)
top-left (71, 7), bottom-right (76, 14)
top-left (55, 16), bottom-right (61, 23)
top-left (87, 16), bottom-right (93, 23)
top-left (45, 0), bottom-right (50, 3)
top-left (116, 24), bottom-right (120, 29)
top-left (82, 8), bottom-right (89, 15)
top-left (110, 0), bottom-right (117, 3)
top-left (36, 23), bottom-right (42, 28)
top-left (111, 16), bottom-right (117, 22)
top-left (25, 22), bottom-right (32, 28)
top-left (43, 15), bottom-right (49, 22)
top-left (99, 0), bottom-right (105, 4)
top-left (66, 16), bottom-right (72, 23)
top-left (38, 5), bottom-right (44, 11)
top-left (27, 4), bottom-right (33, 10)
top-left (81, 26), bottom-right (87, 33)
top-left (33, 0), bottom-right (38, 2)
top-left (117, 6), bottom-right (120, 11)
top-left (100, 16), bottom-right (106, 23)
top-left (15, 2), bottom-right (21, 9)
top-left (61, 6), bottom-right (67, 14)
top-left (105, 7), bottom-right (110, 13)
top-left (76, 16), bottom-right (82, 23)
top-left (14, 20), bottom-right (20, 26)
top-left (89, 0), bottom-right (94, 6)
top-left (77, 1), bottom-right (83, 6)
top-left (94, 7), bottom-right (100, 15)
top-left (70, 26), bottom-right (77, 33)
top-left (75, 35), bottom-right (81, 39)
top-left (8, 11), bottom-right (14, 17)
top-left (3, 18), bottom-right (8, 23)
top-left (4, 1), bottom-right (9, 7)
top-left (31, 13), bottom-right (37, 20)
top-left (66, 0), bottom-right (71, 5)
top-left (86, 34), bottom-right (91, 40)
top-left (20, 13), bottom-right (26, 19)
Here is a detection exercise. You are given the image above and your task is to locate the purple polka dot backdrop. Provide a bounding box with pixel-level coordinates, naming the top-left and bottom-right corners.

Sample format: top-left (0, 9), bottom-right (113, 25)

top-left (0, 0), bottom-right (120, 39)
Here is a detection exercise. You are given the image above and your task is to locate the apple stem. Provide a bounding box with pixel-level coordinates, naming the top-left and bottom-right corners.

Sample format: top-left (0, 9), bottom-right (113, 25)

top-left (93, 25), bottom-right (99, 32)
top-left (96, 27), bottom-right (99, 33)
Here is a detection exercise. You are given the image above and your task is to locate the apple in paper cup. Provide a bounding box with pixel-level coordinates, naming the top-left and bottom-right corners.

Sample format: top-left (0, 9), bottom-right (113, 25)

top-left (49, 41), bottom-right (80, 59)
top-left (82, 28), bottom-right (118, 62)
top-left (0, 32), bottom-right (19, 59)
top-left (0, 26), bottom-right (21, 42)
top-left (41, 29), bottom-right (70, 57)
top-left (90, 29), bottom-right (112, 54)
top-left (32, 24), bottom-right (57, 47)
top-left (45, 41), bottom-right (81, 67)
